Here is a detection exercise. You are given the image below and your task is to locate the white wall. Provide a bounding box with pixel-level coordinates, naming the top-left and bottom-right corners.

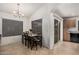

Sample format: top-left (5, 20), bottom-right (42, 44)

top-left (0, 12), bottom-right (30, 46)
top-left (0, 17), bottom-right (2, 34)
top-left (30, 4), bottom-right (50, 48)
top-left (75, 17), bottom-right (79, 32)
top-left (49, 13), bottom-right (54, 49)
top-left (30, 4), bottom-right (55, 48)
top-left (30, 4), bottom-right (63, 49)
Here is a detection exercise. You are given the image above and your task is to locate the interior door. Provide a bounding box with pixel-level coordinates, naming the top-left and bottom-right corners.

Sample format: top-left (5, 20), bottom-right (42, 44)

top-left (54, 19), bottom-right (60, 44)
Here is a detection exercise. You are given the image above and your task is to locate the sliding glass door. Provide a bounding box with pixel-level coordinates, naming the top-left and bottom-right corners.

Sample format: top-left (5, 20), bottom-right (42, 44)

top-left (54, 19), bottom-right (60, 44)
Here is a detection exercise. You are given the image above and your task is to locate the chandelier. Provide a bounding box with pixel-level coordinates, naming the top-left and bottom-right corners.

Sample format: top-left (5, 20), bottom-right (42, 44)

top-left (13, 3), bottom-right (24, 18)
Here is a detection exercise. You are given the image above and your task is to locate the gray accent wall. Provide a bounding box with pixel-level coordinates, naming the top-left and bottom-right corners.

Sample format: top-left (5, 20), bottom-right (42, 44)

top-left (32, 19), bottom-right (42, 35)
top-left (2, 18), bottom-right (23, 37)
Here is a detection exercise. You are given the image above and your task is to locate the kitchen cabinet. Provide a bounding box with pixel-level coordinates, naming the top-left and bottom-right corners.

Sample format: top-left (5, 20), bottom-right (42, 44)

top-left (63, 18), bottom-right (76, 41)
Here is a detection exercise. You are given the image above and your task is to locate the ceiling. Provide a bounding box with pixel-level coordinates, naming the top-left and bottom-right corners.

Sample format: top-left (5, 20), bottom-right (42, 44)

top-left (0, 3), bottom-right (79, 17)
top-left (55, 3), bottom-right (79, 17)
top-left (0, 3), bottom-right (44, 17)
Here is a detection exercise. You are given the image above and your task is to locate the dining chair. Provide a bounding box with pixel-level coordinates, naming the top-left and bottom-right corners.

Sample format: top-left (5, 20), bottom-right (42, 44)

top-left (22, 32), bottom-right (25, 44)
top-left (24, 33), bottom-right (29, 46)
top-left (30, 36), bottom-right (42, 50)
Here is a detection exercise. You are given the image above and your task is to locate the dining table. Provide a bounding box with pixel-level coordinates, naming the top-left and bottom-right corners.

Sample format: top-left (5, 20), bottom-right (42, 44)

top-left (22, 32), bottom-right (42, 50)
top-left (28, 33), bottom-right (38, 37)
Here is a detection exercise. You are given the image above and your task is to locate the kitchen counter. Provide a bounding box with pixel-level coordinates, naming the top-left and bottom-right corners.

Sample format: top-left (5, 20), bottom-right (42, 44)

top-left (68, 28), bottom-right (79, 33)
top-left (68, 31), bottom-right (79, 33)
top-left (69, 31), bottom-right (79, 43)
top-left (67, 28), bottom-right (79, 43)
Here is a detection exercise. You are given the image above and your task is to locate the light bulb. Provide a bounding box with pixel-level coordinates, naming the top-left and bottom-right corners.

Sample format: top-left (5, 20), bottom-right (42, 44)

top-left (21, 14), bottom-right (24, 16)
top-left (13, 11), bottom-right (17, 14)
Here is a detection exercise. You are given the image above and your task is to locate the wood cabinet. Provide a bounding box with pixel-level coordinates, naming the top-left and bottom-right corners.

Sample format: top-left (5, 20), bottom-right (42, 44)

top-left (63, 18), bottom-right (76, 41)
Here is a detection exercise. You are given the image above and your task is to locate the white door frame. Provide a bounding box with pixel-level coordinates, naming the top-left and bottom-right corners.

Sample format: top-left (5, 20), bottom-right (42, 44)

top-left (54, 16), bottom-right (63, 42)
top-left (54, 14), bottom-right (63, 42)
top-left (49, 13), bottom-right (63, 49)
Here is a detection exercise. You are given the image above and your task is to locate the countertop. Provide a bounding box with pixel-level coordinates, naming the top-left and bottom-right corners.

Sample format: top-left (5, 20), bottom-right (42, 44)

top-left (68, 28), bottom-right (79, 33)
